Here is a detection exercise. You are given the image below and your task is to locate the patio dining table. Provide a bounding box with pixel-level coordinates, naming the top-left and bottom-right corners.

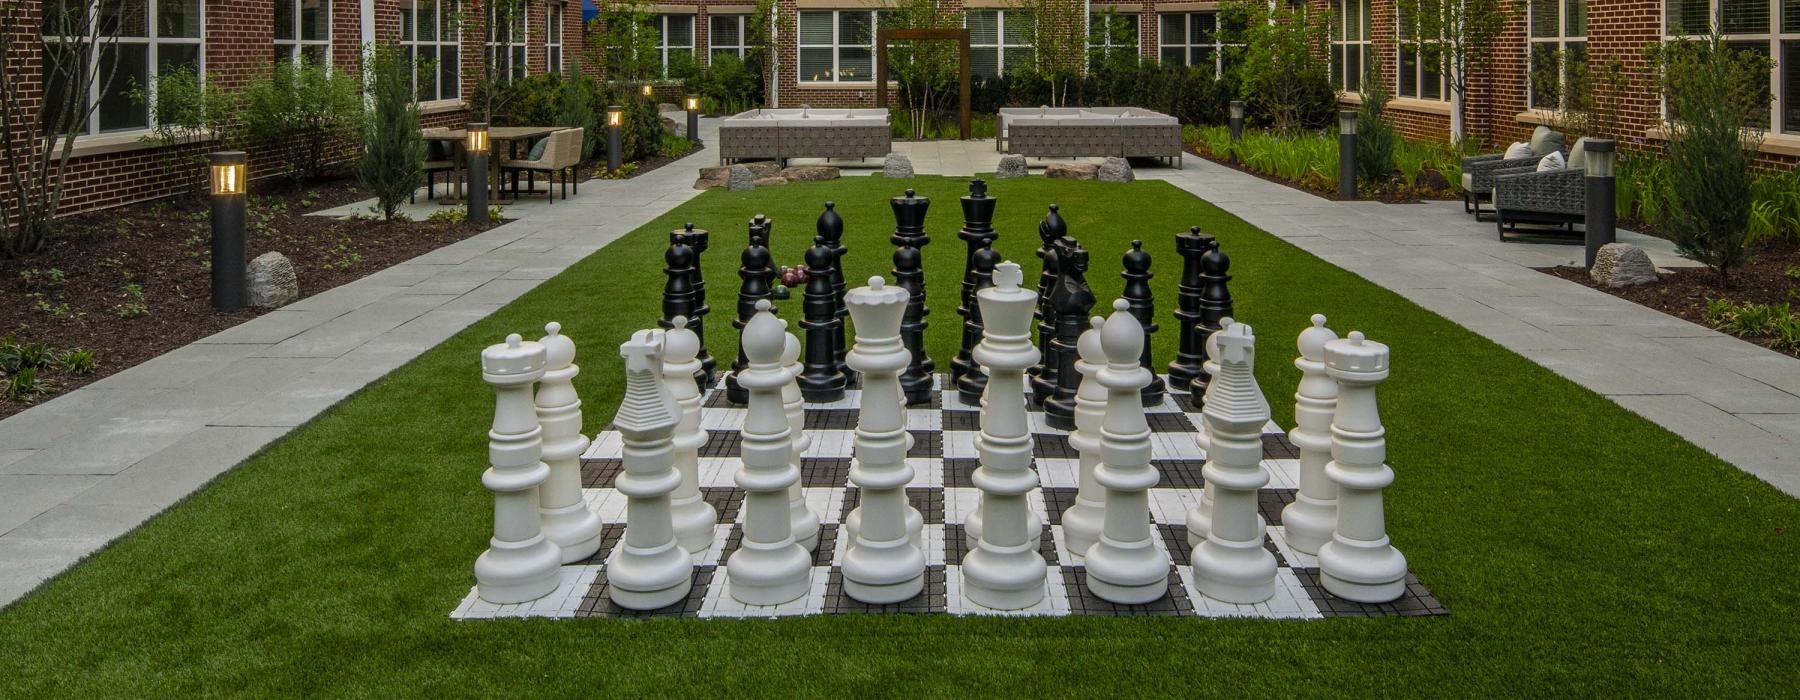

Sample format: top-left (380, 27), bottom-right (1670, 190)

top-left (422, 125), bottom-right (563, 204)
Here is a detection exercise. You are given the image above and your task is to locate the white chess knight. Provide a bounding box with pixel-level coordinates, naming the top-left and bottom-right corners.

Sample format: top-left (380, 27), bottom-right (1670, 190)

top-left (1317, 331), bottom-right (1409, 603)
top-left (1059, 316), bottom-right (1107, 562)
top-left (725, 300), bottom-right (814, 605)
top-left (780, 330), bottom-right (823, 553)
top-left (961, 261), bottom-right (1048, 610)
top-left (1083, 300), bottom-right (1171, 604)
top-left (535, 322), bottom-right (605, 563)
top-left (474, 333), bottom-right (564, 604)
top-left (660, 317), bottom-right (720, 554)
top-left (605, 329), bottom-right (695, 610)
top-left (1186, 315), bottom-right (1236, 549)
top-left (841, 276), bottom-right (928, 603)
top-left (1190, 321), bottom-right (1278, 604)
top-left (1280, 314), bottom-right (1340, 556)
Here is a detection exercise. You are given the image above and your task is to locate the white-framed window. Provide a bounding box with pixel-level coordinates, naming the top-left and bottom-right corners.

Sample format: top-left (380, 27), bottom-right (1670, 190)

top-left (1396, 6), bottom-right (1448, 100)
top-left (547, 2), bottom-right (564, 74)
top-left (400, 0), bottom-right (459, 101)
top-left (1528, 0), bottom-right (1586, 109)
top-left (1664, 0), bottom-right (1800, 133)
top-left (655, 14), bottom-right (695, 75)
top-left (967, 9), bottom-right (1035, 79)
top-left (486, 2), bottom-right (526, 81)
top-left (42, 0), bottom-right (204, 136)
top-left (1087, 11), bottom-right (1139, 70)
top-left (1331, 0), bottom-right (1371, 93)
top-left (1158, 12), bottom-right (1235, 77)
top-left (274, 0), bottom-right (330, 64)
top-left (798, 9), bottom-right (878, 83)
top-left (710, 14), bottom-right (746, 62)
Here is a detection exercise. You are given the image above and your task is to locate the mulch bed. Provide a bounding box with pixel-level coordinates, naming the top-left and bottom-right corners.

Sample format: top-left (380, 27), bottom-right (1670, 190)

top-left (1538, 244), bottom-right (1800, 359)
top-left (0, 177), bottom-right (502, 419)
top-left (1182, 146), bottom-right (1458, 204)
top-left (573, 142), bottom-right (702, 182)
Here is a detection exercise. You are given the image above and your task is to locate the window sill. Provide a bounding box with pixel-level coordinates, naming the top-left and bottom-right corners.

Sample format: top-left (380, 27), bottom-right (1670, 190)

top-left (796, 82), bottom-right (896, 89)
top-left (1514, 109), bottom-right (1565, 127)
top-left (419, 99), bottom-right (467, 115)
top-left (1338, 92), bottom-right (1364, 105)
top-left (1389, 97), bottom-right (1452, 116)
top-left (1644, 126), bottom-right (1800, 157)
top-left (54, 129), bottom-right (217, 159)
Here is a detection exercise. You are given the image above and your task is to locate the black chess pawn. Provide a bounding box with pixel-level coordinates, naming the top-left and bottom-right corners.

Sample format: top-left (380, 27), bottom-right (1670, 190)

top-left (727, 231), bottom-right (776, 405)
top-left (952, 178), bottom-right (997, 387)
top-left (1030, 204), bottom-right (1070, 406)
top-left (955, 236), bottom-right (1000, 405)
top-left (1043, 241), bottom-right (1095, 430)
top-left (798, 235), bottom-right (846, 402)
top-left (1121, 240), bottom-right (1166, 407)
top-left (1189, 237), bottom-right (1234, 408)
top-left (661, 231), bottom-right (700, 360)
top-left (1167, 226), bottom-right (1214, 397)
top-left (817, 201), bottom-right (853, 387)
top-left (890, 189), bottom-right (934, 405)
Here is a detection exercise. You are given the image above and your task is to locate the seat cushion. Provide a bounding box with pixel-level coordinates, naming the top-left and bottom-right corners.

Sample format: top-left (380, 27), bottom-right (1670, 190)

top-left (1567, 137), bottom-right (1588, 171)
top-left (425, 140), bottom-right (451, 161)
top-left (1537, 150), bottom-right (1566, 172)
top-left (528, 137), bottom-right (549, 161)
top-left (1504, 141), bottom-right (1532, 159)
top-left (1530, 128), bottom-right (1565, 156)
top-left (1461, 172), bottom-right (1473, 191)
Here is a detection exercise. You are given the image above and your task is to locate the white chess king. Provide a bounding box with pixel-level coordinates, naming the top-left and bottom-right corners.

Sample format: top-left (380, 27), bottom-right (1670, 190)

top-left (535, 321), bottom-right (604, 563)
top-left (660, 316), bottom-right (720, 554)
top-left (606, 329), bottom-right (695, 610)
top-left (1190, 321), bottom-right (1278, 604)
top-left (841, 276), bottom-right (928, 604)
top-left (474, 333), bottom-right (564, 604)
top-left (1083, 299), bottom-right (1170, 604)
top-left (725, 300), bottom-right (814, 605)
top-left (1280, 314), bottom-right (1339, 556)
top-left (1317, 330), bottom-right (1408, 603)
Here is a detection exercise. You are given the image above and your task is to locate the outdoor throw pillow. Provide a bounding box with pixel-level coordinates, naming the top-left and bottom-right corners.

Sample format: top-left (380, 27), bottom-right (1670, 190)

top-left (1567, 137), bottom-right (1589, 171)
top-left (528, 137), bottom-right (549, 161)
top-left (1505, 142), bottom-right (1533, 159)
top-left (425, 140), bottom-right (450, 162)
top-left (1537, 150), bottom-right (1566, 172)
top-left (1531, 128), bottom-right (1566, 156)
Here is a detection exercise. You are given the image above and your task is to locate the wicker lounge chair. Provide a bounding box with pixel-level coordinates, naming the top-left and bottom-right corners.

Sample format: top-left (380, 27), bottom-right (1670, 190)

top-left (1492, 137), bottom-right (1592, 241)
top-left (415, 137), bottom-right (460, 203)
top-left (1462, 125), bottom-right (1566, 219)
top-left (500, 128), bottom-right (584, 202)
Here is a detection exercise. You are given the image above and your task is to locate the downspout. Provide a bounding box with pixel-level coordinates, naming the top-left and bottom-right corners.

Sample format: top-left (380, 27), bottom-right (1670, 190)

top-left (769, 3), bottom-right (781, 107)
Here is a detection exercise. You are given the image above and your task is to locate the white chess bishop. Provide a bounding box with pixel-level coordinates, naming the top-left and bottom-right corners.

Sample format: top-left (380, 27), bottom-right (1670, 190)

top-left (1083, 300), bottom-right (1170, 604)
top-left (780, 331), bottom-right (823, 552)
top-left (1186, 315), bottom-right (1235, 549)
top-left (474, 334), bottom-right (564, 604)
top-left (605, 329), bottom-right (694, 610)
top-left (1317, 331), bottom-right (1408, 603)
top-left (1280, 314), bottom-right (1339, 556)
top-left (660, 317), bottom-right (720, 554)
top-left (535, 322), bottom-right (605, 563)
top-left (725, 300), bottom-right (814, 605)
top-left (1190, 321), bottom-right (1277, 604)
top-left (961, 261), bottom-right (1048, 610)
top-left (1059, 316), bottom-right (1108, 562)
top-left (841, 277), bottom-right (928, 603)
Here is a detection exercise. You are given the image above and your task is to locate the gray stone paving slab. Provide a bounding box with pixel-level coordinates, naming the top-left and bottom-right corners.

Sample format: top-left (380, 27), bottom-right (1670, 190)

top-left (0, 475), bottom-right (104, 535)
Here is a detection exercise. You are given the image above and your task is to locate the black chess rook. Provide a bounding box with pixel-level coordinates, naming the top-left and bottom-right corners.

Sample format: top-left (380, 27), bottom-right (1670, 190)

top-left (1167, 226), bottom-right (1214, 396)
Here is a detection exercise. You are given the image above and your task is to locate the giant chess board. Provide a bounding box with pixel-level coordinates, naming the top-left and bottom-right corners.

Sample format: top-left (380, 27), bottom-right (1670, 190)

top-left (450, 375), bottom-right (1444, 621)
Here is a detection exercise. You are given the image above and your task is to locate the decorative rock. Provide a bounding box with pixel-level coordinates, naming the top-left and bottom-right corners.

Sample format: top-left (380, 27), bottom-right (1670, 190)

top-left (995, 154), bottom-right (1028, 179)
top-left (742, 161), bottom-right (783, 178)
top-left (882, 153), bottom-right (914, 178)
top-left (1590, 243), bottom-right (1657, 288)
top-left (753, 176), bottom-right (790, 188)
top-left (657, 102), bottom-right (680, 114)
top-left (246, 252), bottom-right (298, 308)
top-left (728, 165), bottom-right (756, 191)
top-left (780, 165), bottom-right (841, 182)
top-left (695, 166), bottom-right (731, 189)
top-left (1045, 162), bottom-right (1100, 180)
top-left (1097, 157), bottom-right (1134, 183)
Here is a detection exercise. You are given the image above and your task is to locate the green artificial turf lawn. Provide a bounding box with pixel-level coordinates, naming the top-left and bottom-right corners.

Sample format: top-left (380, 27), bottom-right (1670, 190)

top-left (3, 176), bottom-right (1797, 695)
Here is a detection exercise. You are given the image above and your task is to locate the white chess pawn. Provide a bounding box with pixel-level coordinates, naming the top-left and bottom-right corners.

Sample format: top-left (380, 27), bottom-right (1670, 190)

top-left (1317, 331), bottom-right (1408, 603)
top-left (1060, 316), bottom-right (1108, 562)
top-left (841, 277), bottom-right (928, 603)
top-left (475, 333), bottom-right (563, 604)
top-left (780, 329), bottom-right (823, 552)
top-left (1187, 315), bottom-right (1236, 549)
top-left (1084, 300), bottom-right (1170, 604)
top-left (961, 262), bottom-right (1048, 610)
top-left (536, 321), bottom-right (604, 563)
top-left (726, 300), bottom-right (814, 605)
top-left (661, 316), bottom-right (720, 554)
top-left (1190, 322), bottom-right (1277, 604)
top-left (606, 329), bottom-right (694, 609)
top-left (1280, 314), bottom-right (1339, 555)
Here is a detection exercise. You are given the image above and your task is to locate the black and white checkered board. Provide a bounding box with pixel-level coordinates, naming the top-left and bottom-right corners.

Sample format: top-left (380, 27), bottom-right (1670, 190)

top-left (451, 375), bottom-right (1444, 620)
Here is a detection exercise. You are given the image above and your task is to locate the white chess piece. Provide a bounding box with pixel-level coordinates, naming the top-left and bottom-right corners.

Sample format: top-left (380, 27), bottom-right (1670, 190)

top-left (606, 329), bottom-right (694, 609)
top-left (535, 321), bottom-right (604, 563)
top-left (1317, 331), bottom-right (1408, 603)
top-left (1084, 300), bottom-right (1170, 604)
top-left (1190, 322), bottom-right (1277, 604)
top-left (1186, 315), bottom-right (1235, 549)
top-left (475, 333), bottom-right (563, 604)
top-left (961, 262), bottom-right (1048, 610)
top-left (661, 316), bottom-right (720, 554)
top-left (841, 277), bottom-right (928, 603)
top-left (1280, 314), bottom-right (1339, 555)
top-left (1060, 316), bottom-right (1108, 562)
top-left (726, 300), bottom-right (814, 605)
top-left (780, 330), bottom-right (823, 552)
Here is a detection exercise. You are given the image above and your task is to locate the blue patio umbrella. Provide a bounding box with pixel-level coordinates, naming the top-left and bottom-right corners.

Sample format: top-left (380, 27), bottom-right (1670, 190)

top-left (582, 0), bottom-right (597, 22)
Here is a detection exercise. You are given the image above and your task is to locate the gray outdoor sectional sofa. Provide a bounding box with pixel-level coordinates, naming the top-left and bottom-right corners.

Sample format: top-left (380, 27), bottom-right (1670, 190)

top-left (998, 107), bottom-right (1184, 164)
top-left (717, 107), bottom-right (892, 166)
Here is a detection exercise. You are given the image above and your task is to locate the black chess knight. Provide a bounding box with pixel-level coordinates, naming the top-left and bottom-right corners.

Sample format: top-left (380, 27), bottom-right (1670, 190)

top-left (799, 235), bottom-right (846, 402)
top-left (1167, 226), bottom-right (1214, 396)
top-left (1121, 240), bottom-right (1166, 406)
top-left (1030, 204), bottom-right (1072, 406)
top-left (817, 202), bottom-right (853, 387)
top-left (1189, 235), bottom-right (1234, 408)
top-left (727, 229), bottom-right (776, 405)
top-left (1043, 241), bottom-right (1095, 431)
top-left (952, 179), bottom-right (997, 388)
top-left (890, 189), bottom-right (934, 405)
top-left (955, 236), bottom-right (1000, 405)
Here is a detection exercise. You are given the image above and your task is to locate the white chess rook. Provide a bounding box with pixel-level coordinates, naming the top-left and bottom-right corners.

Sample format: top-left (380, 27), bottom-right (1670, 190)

top-left (536, 321), bottom-right (605, 563)
top-left (1280, 314), bottom-right (1340, 556)
top-left (841, 277), bottom-right (928, 603)
top-left (1059, 316), bottom-right (1107, 562)
top-left (1186, 315), bottom-right (1235, 549)
top-left (726, 300), bottom-right (814, 605)
top-left (1317, 331), bottom-right (1409, 603)
top-left (474, 334), bottom-right (564, 604)
top-left (962, 261), bottom-right (1048, 610)
top-left (1190, 322), bottom-right (1277, 604)
top-left (781, 331), bottom-right (823, 552)
top-left (1084, 300), bottom-right (1170, 604)
top-left (606, 329), bottom-right (695, 610)
top-left (661, 317), bottom-right (720, 554)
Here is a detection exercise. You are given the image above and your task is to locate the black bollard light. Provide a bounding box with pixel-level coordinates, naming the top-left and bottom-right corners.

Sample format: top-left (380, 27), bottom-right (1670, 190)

top-left (1584, 139), bottom-right (1617, 268)
top-left (1229, 100), bottom-right (1244, 141)
top-left (466, 122), bottom-right (490, 224)
top-left (685, 94), bottom-right (702, 147)
top-left (1338, 110), bottom-right (1358, 200)
top-left (208, 151), bottom-right (248, 311)
top-left (606, 105), bottom-right (624, 174)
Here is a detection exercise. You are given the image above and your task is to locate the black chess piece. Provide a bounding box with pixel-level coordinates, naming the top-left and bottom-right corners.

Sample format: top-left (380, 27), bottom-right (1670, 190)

top-left (955, 236), bottom-right (1000, 405)
top-left (890, 189), bottom-right (934, 405)
top-left (727, 230), bottom-right (776, 405)
top-left (1030, 204), bottom-right (1069, 406)
top-left (798, 235), bottom-right (846, 402)
top-left (750, 213), bottom-right (772, 246)
top-left (680, 223), bottom-right (717, 388)
top-left (817, 201), bottom-right (853, 387)
top-left (1167, 226), bottom-right (1214, 397)
top-left (1043, 241), bottom-right (1094, 431)
top-left (952, 178), bottom-right (996, 387)
top-left (661, 231), bottom-right (700, 365)
top-left (1189, 237), bottom-right (1234, 409)
top-left (1121, 240), bottom-right (1166, 407)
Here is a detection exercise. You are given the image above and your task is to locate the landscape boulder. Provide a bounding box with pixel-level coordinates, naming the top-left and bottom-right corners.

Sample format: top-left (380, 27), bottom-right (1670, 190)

top-left (1097, 157), bottom-right (1134, 183)
top-left (694, 165), bottom-right (731, 189)
top-left (728, 165), bottom-right (756, 191)
top-left (742, 161), bottom-right (783, 178)
top-left (1589, 243), bottom-right (1658, 288)
top-left (883, 153), bottom-right (914, 178)
top-left (780, 165), bottom-right (840, 182)
top-left (754, 176), bottom-right (790, 188)
top-left (1045, 162), bottom-right (1100, 180)
top-left (995, 154), bottom-right (1028, 179)
top-left (246, 251), bottom-right (299, 308)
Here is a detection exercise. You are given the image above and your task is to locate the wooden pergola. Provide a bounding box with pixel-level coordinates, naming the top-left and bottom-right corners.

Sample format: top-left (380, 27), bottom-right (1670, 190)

top-left (872, 27), bottom-right (973, 140)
